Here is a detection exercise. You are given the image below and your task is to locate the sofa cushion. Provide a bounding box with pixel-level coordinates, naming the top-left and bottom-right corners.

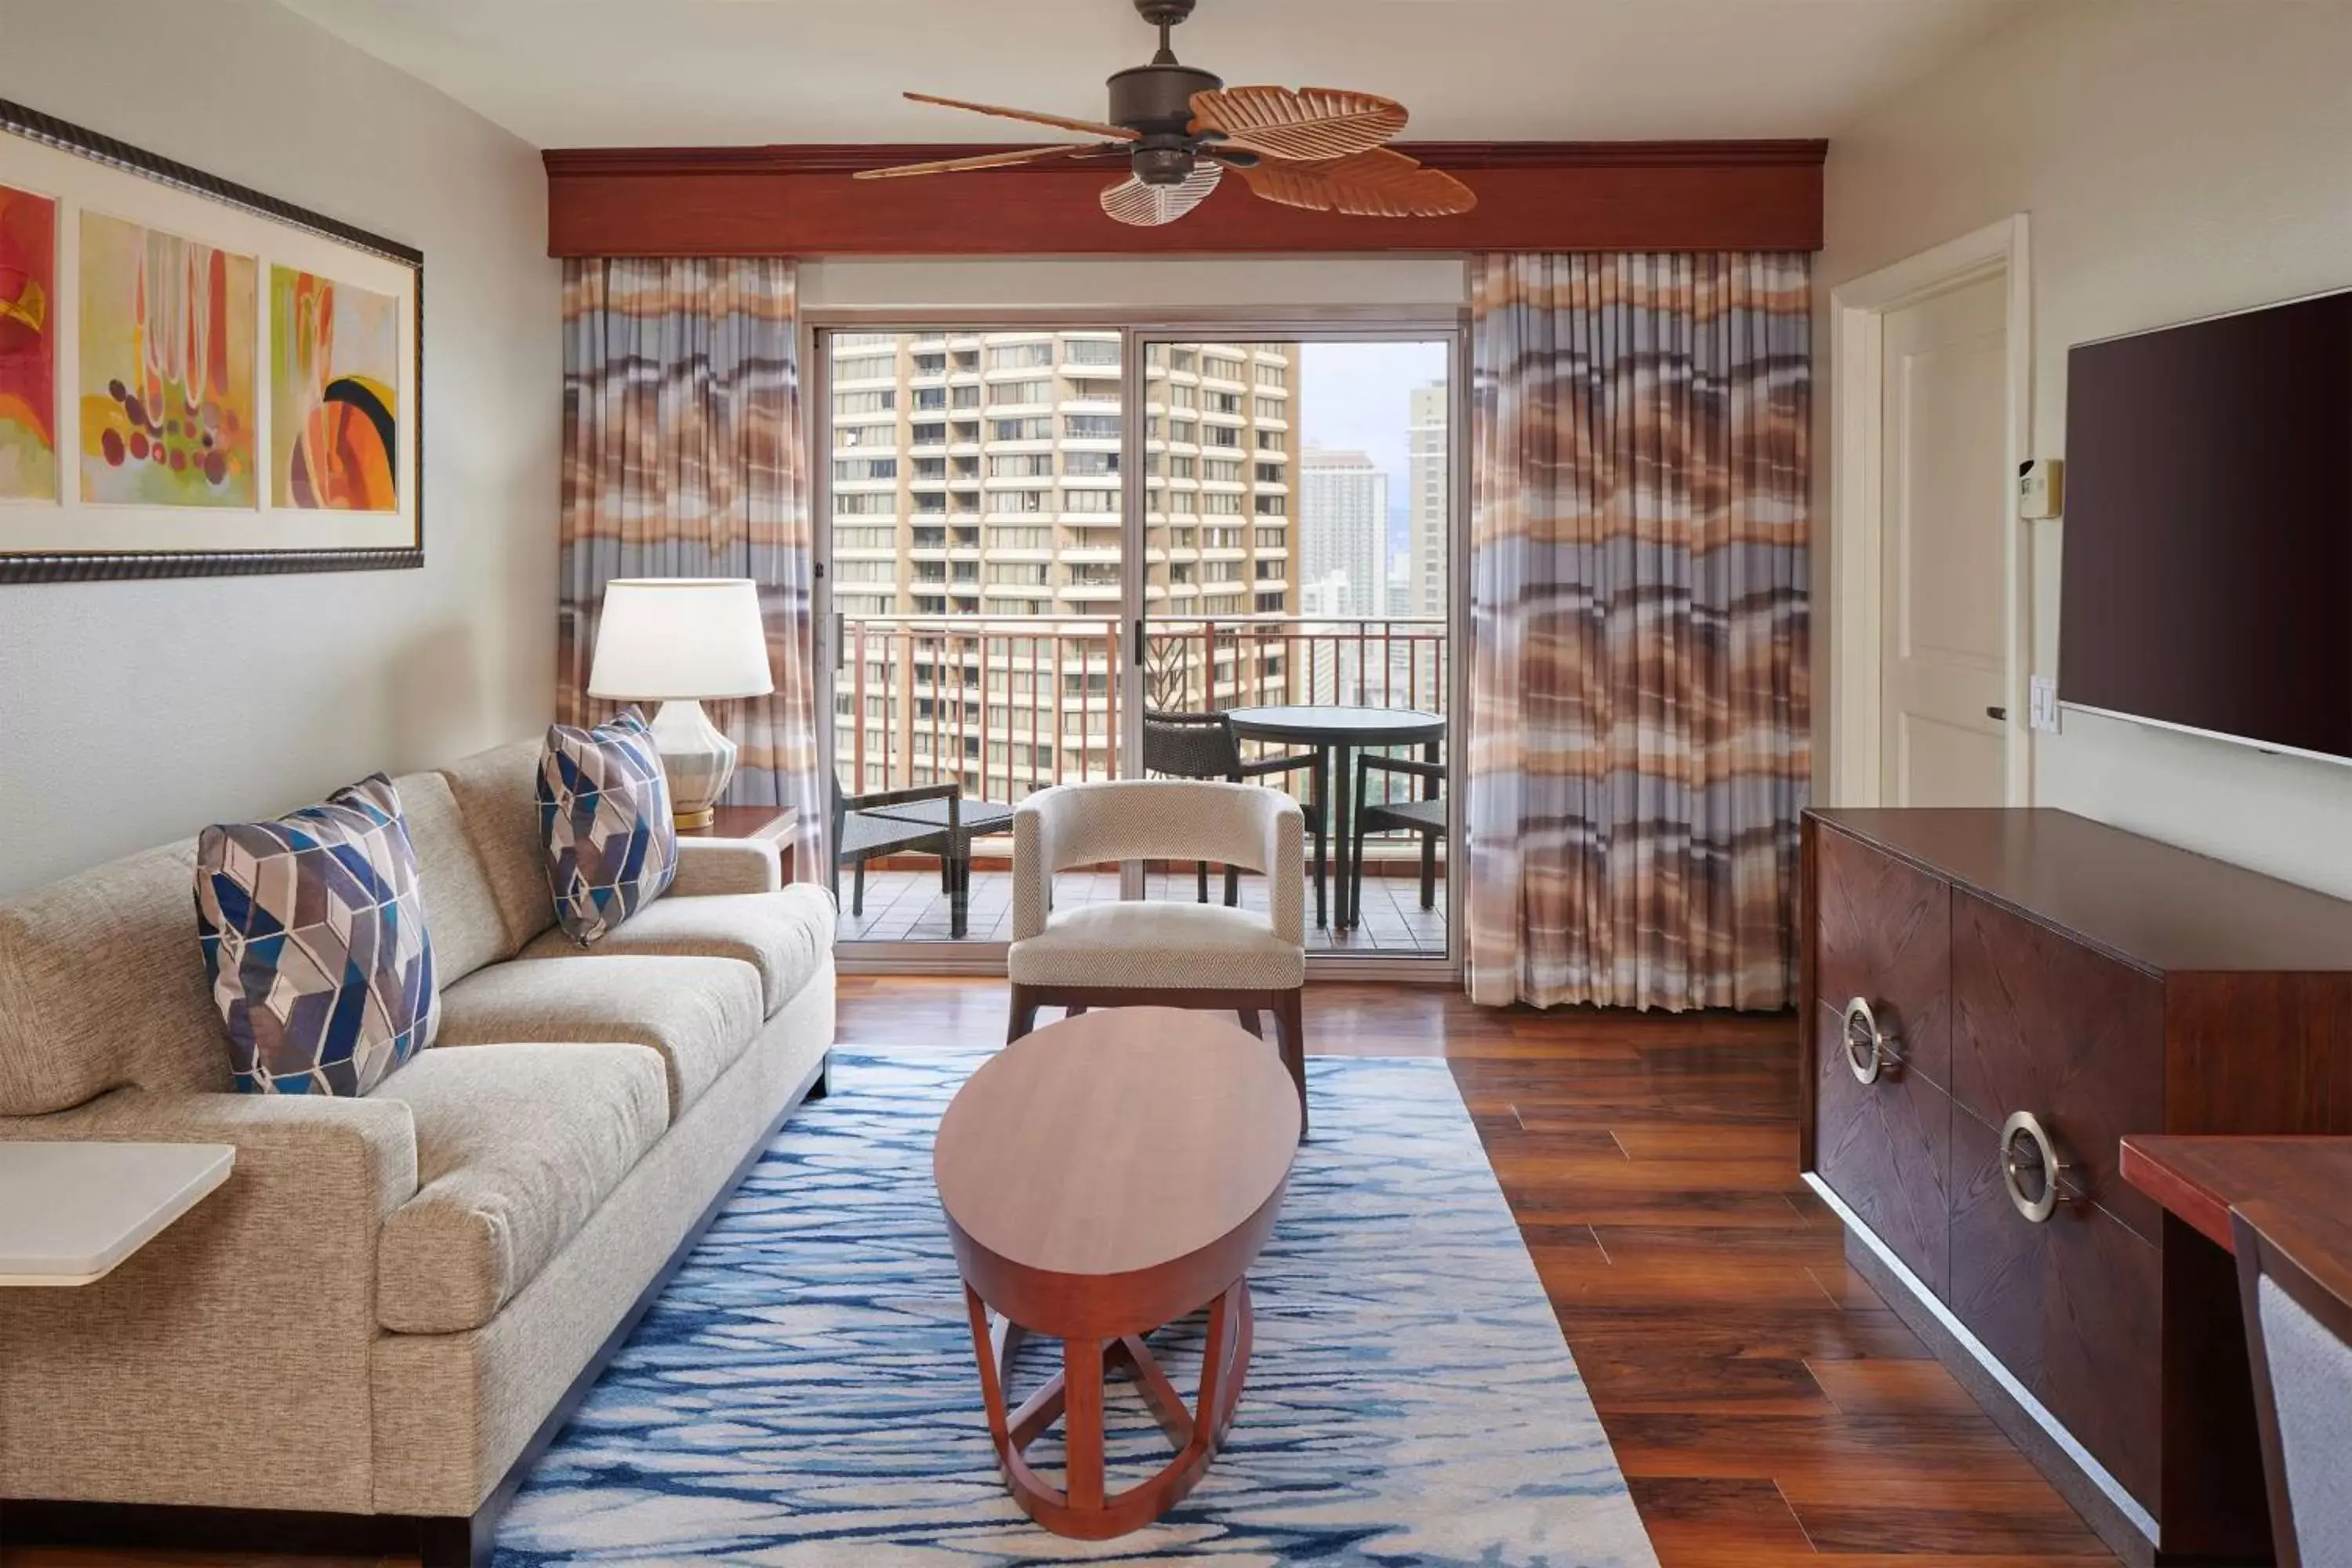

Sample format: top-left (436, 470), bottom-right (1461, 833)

top-left (539, 710), bottom-right (678, 946)
top-left (389, 771), bottom-right (510, 985)
top-left (0, 837), bottom-right (230, 1114)
top-left (196, 775), bottom-right (439, 1097)
top-left (436, 740), bottom-right (550, 956)
top-left (434, 955), bottom-right (762, 1114)
top-left (1007, 901), bottom-right (1306, 990)
top-left (517, 883), bottom-right (835, 1017)
top-left (372, 1040), bottom-right (666, 1334)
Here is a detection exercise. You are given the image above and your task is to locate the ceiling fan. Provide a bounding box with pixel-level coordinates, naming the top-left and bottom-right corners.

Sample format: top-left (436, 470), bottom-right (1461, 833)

top-left (851, 0), bottom-right (1475, 228)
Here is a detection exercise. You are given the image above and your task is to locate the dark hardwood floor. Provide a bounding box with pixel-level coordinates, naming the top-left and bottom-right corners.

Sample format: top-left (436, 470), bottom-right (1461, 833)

top-left (4, 977), bottom-right (2115, 1568)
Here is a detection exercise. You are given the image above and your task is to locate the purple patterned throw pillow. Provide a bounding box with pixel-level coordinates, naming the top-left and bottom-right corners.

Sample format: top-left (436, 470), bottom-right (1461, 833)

top-left (195, 774), bottom-right (439, 1095)
top-left (539, 708), bottom-right (679, 945)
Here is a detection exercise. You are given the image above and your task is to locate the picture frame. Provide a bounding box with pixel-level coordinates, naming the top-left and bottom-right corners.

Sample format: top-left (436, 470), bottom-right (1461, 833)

top-left (0, 96), bottom-right (423, 583)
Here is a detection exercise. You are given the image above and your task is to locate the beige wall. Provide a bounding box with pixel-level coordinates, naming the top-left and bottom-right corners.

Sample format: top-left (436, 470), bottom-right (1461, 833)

top-left (1820, 0), bottom-right (2352, 897)
top-left (0, 0), bottom-right (559, 897)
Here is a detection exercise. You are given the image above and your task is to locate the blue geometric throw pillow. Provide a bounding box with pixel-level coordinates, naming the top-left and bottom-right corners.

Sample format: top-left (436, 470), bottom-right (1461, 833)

top-left (539, 708), bottom-right (679, 946)
top-left (195, 774), bottom-right (439, 1096)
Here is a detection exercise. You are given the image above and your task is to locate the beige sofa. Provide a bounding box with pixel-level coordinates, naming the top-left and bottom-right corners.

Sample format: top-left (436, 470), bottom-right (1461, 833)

top-left (0, 740), bottom-right (836, 1565)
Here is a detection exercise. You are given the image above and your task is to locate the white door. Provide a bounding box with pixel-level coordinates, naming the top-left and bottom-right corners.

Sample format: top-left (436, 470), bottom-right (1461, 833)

top-left (1878, 275), bottom-right (2011, 807)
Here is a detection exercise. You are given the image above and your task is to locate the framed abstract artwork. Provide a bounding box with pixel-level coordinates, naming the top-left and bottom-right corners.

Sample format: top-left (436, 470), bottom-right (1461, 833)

top-left (0, 96), bottom-right (422, 582)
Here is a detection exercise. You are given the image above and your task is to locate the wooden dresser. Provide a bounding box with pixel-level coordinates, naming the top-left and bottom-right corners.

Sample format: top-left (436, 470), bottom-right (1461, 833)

top-left (1801, 808), bottom-right (2352, 1568)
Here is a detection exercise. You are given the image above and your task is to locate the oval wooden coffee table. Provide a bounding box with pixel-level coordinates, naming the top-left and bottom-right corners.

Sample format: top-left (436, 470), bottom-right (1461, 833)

top-left (935, 1006), bottom-right (1302, 1539)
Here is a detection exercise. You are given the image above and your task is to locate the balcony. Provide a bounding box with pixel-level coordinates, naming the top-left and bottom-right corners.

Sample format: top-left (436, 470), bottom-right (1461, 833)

top-left (829, 614), bottom-right (1449, 954)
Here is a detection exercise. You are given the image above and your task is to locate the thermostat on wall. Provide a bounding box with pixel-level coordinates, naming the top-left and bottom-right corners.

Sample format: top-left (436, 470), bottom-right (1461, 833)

top-left (2019, 458), bottom-right (2064, 519)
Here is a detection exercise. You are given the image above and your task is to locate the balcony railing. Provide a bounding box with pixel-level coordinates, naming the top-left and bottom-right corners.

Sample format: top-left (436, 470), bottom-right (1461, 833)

top-left (833, 615), bottom-right (1447, 814)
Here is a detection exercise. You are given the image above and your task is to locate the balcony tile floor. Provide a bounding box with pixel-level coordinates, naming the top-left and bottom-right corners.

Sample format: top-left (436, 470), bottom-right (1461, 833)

top-left (837, 861), bottom-right (1448, 954)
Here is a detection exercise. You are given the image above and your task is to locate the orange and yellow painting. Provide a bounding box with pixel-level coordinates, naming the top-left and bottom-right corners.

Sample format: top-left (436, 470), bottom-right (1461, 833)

top-left (0, 182), bottom-right (56, 502)
top-left (78, 210), bottom-right (257, 507)
top-left (271, 265), bottom-right (397, 511)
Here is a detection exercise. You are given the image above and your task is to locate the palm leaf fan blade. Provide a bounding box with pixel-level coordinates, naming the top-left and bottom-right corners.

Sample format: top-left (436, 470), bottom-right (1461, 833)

top-left (1190, 85), bottom-right (1407, 162)
top-left (1237, 148), bottom-right (1475, 218)
top-left (854, 144), bottom-right (1116, 180)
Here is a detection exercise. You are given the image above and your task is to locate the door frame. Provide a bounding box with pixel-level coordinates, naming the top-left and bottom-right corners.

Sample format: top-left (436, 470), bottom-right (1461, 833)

top-left (1826, 215), bottom-right (2034, 808)
top-left (803, 307), bottom-right (1469, 979)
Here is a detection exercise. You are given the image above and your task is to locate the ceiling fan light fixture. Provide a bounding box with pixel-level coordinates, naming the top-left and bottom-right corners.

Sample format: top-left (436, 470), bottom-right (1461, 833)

top-left (864, 0), bottom-right (1471, 226)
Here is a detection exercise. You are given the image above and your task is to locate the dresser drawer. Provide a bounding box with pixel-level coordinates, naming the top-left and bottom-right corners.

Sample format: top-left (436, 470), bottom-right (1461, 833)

top-left (1947, 1105), bottom-right (2162, 1511)
top-left (1950, 891), bottom-right (2165, 1240)
top-left (1815, 826), bottom-right (1952, 1087)
top-left (1813, 1000), bottom-right (1951, 1300)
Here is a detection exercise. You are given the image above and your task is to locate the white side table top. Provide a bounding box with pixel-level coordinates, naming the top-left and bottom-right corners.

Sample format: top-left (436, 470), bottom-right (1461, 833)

top-left (0, 1142), bottom-right (235, 1287)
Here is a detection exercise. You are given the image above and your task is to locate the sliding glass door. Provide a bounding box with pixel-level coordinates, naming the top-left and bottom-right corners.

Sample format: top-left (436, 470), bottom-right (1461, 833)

top-left (814, 319), bottom-right (1459, 969)
top-left (1131, 336), bottom-right (1454, 960)
top-left (823, 328), bottom-right (1131, 944)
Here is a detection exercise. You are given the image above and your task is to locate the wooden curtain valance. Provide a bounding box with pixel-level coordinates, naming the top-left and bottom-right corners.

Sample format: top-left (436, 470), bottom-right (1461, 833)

top-left (542, 140), bottom-right (1825, 258)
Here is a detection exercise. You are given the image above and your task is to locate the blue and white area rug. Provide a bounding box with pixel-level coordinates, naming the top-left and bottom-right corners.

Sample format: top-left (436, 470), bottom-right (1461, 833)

top-left (495, 1051), bottom-right (1660, 1566)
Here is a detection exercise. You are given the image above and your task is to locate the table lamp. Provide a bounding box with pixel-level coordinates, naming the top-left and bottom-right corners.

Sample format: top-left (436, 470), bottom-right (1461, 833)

top-left (586, 578), bottom-right (775, 829)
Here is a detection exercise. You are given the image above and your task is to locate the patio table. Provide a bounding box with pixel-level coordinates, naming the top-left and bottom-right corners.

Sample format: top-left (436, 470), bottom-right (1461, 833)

top-left (1224, 706), bottom-right (1445, 929)
top-left (864, 796), bottom-right (1019, 938)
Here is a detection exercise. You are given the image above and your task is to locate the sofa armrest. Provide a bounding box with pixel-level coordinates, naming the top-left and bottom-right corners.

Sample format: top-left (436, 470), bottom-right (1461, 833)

top-left (0, 1087), bottom-right (419, 1513)
top-left (672, 836), bottom-right (783, 897)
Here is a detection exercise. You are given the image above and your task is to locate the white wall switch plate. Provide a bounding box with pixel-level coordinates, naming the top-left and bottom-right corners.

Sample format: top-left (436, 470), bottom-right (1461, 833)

top-left (2019, 458), bottom-right (2064, 520)
top-left (2029, 674), bottom-right (2060, 733)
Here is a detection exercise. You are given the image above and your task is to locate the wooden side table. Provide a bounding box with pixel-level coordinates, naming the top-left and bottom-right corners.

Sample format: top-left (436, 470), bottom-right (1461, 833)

top-left (0, 1142), bottom-right (234, 1287)
top-left (681, 805), bottom-right (798, 883)
top-left (933, 1008), bottom-right (1300, 1539)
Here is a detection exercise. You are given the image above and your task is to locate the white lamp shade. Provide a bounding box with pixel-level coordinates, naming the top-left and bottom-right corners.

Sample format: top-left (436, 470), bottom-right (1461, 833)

top-left (587, 579), bottom-right (776, 701)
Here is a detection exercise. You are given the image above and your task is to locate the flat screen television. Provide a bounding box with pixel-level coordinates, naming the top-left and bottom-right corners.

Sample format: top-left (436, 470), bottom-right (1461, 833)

top-left (2060, 289), bottom-right (2352, 761)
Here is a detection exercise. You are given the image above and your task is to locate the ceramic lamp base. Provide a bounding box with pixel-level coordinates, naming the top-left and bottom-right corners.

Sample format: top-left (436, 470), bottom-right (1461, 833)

top-left (648, 699), bottom-right (738, 828)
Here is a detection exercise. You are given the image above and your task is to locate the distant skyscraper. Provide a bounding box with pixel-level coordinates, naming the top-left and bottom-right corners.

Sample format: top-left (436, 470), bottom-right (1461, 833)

top-left (1300, 569), bottom-right (1352, 619)
top-left (1407, 381), bottom-right (1447, 619)
top-left (1299, 447), bottom-right (1388, 616)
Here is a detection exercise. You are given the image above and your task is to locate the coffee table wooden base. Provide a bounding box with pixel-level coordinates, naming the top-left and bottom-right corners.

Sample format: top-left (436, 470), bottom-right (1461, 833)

top-left (963, 1282), bottom-right (1254, 1540)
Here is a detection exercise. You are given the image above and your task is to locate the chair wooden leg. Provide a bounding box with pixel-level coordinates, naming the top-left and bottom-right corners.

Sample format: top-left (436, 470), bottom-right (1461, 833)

top-left (1007, 985), bottom-right (1040, 1043)
top-left (1272, 989), bottom-right (1307, 1137)
top-left (950, 856), bottom-right (971, 939)
top-left (1224, 864), bottom-right (1240, 908)
top-left (1421, 829), bottom-right (1438, 909)
top-left (1237, 1009), bottom-right (1262, 1039)
top-left (1068, 1004), bottom-right (1088, 1018)
top-left (852, 857), bottom-right (867, 918)
top-left (1196, 860), bottom-right (1210, 903)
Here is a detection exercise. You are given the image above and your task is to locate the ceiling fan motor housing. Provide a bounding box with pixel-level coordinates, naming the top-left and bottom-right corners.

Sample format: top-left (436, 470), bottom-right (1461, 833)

top-left (1108, 62), bottom-right (1222, 183)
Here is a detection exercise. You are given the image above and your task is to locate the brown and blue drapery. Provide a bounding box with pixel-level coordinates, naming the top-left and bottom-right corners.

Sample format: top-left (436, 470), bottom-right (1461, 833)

top-left (1465, 252), bottom-right (1811, 1011)
top-left (556, 256), bottom-right (820, 865)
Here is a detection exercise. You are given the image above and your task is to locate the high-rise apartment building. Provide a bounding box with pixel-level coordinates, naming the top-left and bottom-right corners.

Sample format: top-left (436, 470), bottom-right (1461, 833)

top-left (823, 331), bottom-right (1300, 797)
top-left (1407, 380), bottom-right (1448, 619)
top-left (1298, 447), bottom-right (1388, 617)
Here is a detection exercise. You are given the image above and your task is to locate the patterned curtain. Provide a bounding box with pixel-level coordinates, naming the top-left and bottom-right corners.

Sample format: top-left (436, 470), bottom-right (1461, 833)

top-left (1465, 252), bottom-right (1811, 1011)
top-left (556, 256), bottom-right (820, 869)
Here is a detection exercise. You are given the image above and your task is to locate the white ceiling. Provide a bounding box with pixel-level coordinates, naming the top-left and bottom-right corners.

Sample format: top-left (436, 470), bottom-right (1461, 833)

top-left (277, 0), bottom-right (2034, 148)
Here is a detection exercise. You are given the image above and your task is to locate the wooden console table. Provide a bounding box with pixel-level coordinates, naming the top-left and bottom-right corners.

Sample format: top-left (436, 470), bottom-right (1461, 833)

top-left (1802, 807), bottom-right (2352, 1568)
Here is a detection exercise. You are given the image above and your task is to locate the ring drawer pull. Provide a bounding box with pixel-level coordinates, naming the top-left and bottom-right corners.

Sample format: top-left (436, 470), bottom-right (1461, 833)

top-left (1841, 996), bottom-right (1903, 1085)
top-left (2000, 1110), bottom-right (2079, 1224)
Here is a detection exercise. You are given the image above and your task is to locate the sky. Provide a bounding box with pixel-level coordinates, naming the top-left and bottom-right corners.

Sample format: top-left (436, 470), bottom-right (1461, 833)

top-left (1297, 339), bottom-right (1449, 560)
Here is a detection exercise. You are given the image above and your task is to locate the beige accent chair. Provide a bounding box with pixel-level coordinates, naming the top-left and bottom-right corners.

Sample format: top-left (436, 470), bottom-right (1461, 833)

top-left (0, 740), bottom-right (836, 1567)
top-left (1005, 779), bottom-right (1308, 1127)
